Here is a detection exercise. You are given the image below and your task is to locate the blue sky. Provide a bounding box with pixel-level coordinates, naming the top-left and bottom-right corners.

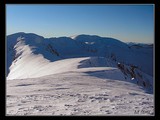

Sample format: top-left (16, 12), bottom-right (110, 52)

top-left (6, 4), bottom-right (154, 43)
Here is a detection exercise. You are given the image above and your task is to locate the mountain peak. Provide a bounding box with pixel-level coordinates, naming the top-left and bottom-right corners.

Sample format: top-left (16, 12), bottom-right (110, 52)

top-left (7, 32), bottom-right (153, 80)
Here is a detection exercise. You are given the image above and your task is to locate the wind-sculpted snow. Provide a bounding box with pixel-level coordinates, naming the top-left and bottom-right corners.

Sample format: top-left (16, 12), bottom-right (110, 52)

top-left (6, 32), bottom-right (154, 115)
top-left (6, 33), bottom-right (153, 90)
top-left (7, 69), bottom-right (154, 115)
top-left (7, 33), bottom-right (153, 76)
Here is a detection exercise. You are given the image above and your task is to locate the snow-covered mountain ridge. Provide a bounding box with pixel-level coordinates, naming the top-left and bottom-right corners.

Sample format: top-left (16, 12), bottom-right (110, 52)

top-left (6, 32), bottom-right (154, 115)
top-left (6, 32), bottom-right (153, 92)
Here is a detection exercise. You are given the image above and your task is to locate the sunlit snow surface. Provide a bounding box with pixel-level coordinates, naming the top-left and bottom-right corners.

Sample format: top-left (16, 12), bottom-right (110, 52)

top-left (6, 67), bottom-right (154, 115)
top-left (6, 33), bottom-right (154, 116)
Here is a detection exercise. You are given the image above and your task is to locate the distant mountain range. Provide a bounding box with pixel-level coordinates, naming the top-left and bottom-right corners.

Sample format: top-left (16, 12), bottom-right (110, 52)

top-left (6, 32), bottom-right (153, 92)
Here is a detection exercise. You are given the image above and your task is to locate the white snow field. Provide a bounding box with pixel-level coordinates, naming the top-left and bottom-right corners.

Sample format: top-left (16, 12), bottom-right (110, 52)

top-left (6, 60), bottom-right (154, 115)
top-left (6, 33), bottom-right (154, 116)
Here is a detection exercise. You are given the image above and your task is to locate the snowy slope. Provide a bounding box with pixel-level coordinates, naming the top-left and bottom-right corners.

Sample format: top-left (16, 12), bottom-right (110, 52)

top-left (7, 67), bottom-right (154, 115)
top-left (6, 32), bottom-right (154, 116)
top-left (6, 33), bottom-right (153, 90)
top-left (7, 33), bottom-right (153, 75)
